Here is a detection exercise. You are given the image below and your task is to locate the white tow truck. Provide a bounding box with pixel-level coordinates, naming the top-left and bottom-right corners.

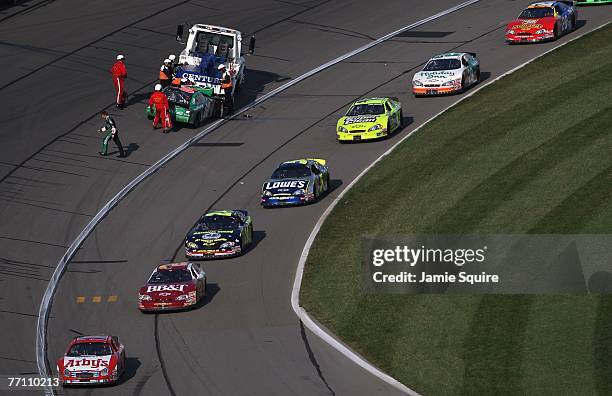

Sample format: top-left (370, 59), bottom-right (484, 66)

top-left (174, 23), bottom-right (255, 115)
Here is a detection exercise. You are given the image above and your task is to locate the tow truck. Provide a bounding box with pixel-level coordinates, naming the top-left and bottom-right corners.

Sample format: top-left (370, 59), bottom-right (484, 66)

top-left (174, 24), bottom-right (255, 117)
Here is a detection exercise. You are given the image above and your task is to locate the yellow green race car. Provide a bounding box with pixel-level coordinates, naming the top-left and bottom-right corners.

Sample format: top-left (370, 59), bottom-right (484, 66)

top-left (336, 97), bottom-right (403, 142)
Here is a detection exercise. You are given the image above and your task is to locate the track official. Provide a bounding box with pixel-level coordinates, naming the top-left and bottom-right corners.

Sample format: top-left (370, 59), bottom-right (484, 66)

top-left (110, 55), bottom-right (128, 109)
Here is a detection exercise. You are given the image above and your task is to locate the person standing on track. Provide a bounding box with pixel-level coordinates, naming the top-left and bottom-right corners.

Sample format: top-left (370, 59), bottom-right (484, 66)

top-left (98, 111), bottom-right (125, 157)
top-left (110, 54), bottom-right (128, 109)
top-left (148, 84), bottom-right (172, 133)
top-left (218, 64), bottom-right (234, 118)
top-left (159, 59), bottom-right (172, 88)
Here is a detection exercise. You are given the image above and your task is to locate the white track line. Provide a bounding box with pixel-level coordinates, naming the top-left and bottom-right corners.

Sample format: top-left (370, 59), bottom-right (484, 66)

top-left (291, 20), bottom-right (612, 396)
top-left (36, 1), bottom-right (483, 394)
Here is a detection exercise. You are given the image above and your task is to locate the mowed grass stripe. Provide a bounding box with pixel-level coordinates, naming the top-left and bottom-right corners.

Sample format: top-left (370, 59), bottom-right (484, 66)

top-left (302, 24), bottom-right (612, 395)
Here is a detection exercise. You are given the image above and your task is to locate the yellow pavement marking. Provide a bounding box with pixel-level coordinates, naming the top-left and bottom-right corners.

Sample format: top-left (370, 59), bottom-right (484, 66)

top-left (107, 295), bottom-right (118, 302)
top-left (92, 296), bottom-right (102, 303)
top-left (76, 296), bottom-right (85, 304)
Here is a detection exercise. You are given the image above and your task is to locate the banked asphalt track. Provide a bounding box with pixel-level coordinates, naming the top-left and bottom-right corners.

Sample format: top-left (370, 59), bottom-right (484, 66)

top-left (0, 1), bottom-right (611, 395)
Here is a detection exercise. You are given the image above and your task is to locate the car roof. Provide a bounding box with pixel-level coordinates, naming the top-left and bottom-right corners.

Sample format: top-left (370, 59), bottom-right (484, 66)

top-left (73, 336), bottom-right (111, 343)
top-left (353, 97), bottom-right (387, 105)
top-left (431, 52), bottom-right (465, 60)
top-left (204, 210), bottom-right (235, 217)
top-left (157, 262), bottom-right (189, 271)
top-left (281, 159), bottom-right (311, 166)
top-left (528, 1), bottom-right (556, 8)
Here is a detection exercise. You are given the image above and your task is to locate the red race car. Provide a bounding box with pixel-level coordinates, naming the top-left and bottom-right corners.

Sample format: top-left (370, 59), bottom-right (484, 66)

top-left (57, 335), bottom-right (125, 386)
top-left (138, 262), bottom-right (207, 312)
top-left (505, 1), bottom-right (577, 44)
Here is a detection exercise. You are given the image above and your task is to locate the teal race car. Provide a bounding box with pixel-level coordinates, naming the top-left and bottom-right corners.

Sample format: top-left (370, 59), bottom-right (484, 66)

top-left (146, 86), bottom-right (217, 127)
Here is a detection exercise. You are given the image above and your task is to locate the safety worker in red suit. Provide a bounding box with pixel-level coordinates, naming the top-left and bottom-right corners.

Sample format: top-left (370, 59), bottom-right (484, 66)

top-left (148, 84), bottom-right (172, 133)
top-left (110, 54), bottom-right (127, 109)
top-left (159, 59), bottom-right (172, 88)
top-left (218, 64), bottom-right (234, 118)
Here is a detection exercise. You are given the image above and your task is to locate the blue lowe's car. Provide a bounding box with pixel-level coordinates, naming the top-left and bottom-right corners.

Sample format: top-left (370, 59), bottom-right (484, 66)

top-left (261, 159), bottom-right (330, 207)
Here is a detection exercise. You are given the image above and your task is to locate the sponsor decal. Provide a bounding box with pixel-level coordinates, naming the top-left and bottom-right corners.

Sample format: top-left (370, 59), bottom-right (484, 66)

top-left (179, 71), bottom-right (220, 85)
top-left (514, 19), bottom-right (543, 30)
top-left (344, 116), bottom-right (377, 125)
top-left (201, 233), bottom-right (221, 240)
top-left (147, 284), bottom-right (187, 293)
top-left (264, 180), bottom-right (307, 190)
top-left (64, 358), bottom-right (109, 369)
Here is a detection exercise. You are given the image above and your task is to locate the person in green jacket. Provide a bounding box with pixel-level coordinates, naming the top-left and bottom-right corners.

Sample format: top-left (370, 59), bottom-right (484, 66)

top-left (98, 111), bottom-right (125, 157)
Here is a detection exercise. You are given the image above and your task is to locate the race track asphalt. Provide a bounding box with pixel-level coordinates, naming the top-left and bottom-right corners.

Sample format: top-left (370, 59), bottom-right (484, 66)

top-left (1, 0), bottom-right (610, 395)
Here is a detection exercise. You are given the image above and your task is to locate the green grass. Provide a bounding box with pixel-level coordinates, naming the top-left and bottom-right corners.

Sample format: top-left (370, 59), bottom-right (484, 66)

top-left (301, 24), bottom-right (612, 395)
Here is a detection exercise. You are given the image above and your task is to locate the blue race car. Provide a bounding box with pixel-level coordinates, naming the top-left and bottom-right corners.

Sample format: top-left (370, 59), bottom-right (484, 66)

top-left (261, 159), bottom-right (330, 207)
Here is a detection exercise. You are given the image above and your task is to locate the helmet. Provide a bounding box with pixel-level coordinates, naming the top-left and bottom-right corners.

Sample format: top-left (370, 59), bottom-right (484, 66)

top-left (217, 64), bottom-right (226, 70)
top-left (163, 58), bottom-right (171, 64)
top-left (168, 54), bottom-right (176, 61)
top-left (154, 84), bottom-right (162, 91)
top-left (116, 54), bottom-right (125, 60)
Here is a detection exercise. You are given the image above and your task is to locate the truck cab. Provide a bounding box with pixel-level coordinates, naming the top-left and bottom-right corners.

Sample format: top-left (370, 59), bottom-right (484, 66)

top-left (176, 24), bottom-right (247, 97)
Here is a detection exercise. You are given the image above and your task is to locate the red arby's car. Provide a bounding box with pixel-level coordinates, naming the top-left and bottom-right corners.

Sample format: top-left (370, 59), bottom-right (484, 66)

top-left (138, 262), bottom-right (206, 312)
top-left (505, 1), bottom-right (577, 44)
top-left (57, 335), bottom-right (125, 386)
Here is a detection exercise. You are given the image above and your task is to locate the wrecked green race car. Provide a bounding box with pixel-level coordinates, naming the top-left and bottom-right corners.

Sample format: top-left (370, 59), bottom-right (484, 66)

top-left (146, 85), bottom-right (217, 127)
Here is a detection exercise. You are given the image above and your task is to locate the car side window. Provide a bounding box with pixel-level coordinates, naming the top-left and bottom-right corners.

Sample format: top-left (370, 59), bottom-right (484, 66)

top-left (461, 56), bottom-right (469, 67)
top-left (311, 164), bottom-right (320, 175)
top-left (554, 4), bottom-right (563, 14)
top-left (384, 102), bottom-right (392, 112)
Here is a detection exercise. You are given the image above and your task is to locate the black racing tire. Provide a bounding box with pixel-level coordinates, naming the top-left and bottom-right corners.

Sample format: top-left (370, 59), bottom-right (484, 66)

top-left (386, 121), bottom-right (391, 138)
top-left (461, 73), bottom-right (467, 93)
top-left (398, 110), bottom-right (403, 128)
top-left (553, 24), bottom-right (559, 40)
top-left (476, 67), bottom-right (481, 84)
top-left (325, 174), bottom-right (330, 193)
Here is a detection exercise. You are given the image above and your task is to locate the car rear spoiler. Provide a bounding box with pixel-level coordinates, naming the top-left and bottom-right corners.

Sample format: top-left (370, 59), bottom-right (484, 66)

top-left (308, 158), bottom-right (327, 166)
top-left (389, 97), bottom-right (400, 103)
top-left (467, 52), bottom-right (477, 58)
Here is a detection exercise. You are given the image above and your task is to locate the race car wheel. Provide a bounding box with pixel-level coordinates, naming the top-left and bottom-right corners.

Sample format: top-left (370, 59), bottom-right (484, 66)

top-left (461, 73), bottom-right (467, 92)
top-left (476, 67), bottom-right (481, 83)
top-left (398, 110), bottom-right (403, 128)
top-left (386, 121), bottom-right (391, 137)
top-left (553, 24), bottom-right (559, 40)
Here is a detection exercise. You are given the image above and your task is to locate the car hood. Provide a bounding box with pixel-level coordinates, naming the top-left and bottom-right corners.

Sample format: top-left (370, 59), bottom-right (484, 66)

top-left (337, 115), bottom-right (386, 130)
top-left (414, 69), bottom-right (462, 82)
top-left (507, 17), bottom-right (555, 32)
top-left (263, 178), bottom-right (310, 195)
top-left (62, 355), bottom-right (112, 371)
top-left (140, 281), bottom-right (196, 297)
top-left (186, 230), bottom-right (240, 249)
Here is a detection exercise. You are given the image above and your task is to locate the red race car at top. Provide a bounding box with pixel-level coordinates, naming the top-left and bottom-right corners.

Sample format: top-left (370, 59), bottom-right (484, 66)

top-left (505, 1), bottom-right (577, 44)
top-left (57, 335), bottom-right (125, 386)
top-left (138, 262), bottom-right (207, 312)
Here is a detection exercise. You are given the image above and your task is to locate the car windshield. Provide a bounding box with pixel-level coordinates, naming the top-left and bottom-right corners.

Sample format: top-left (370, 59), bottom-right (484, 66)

top-left (195, 215), bottom-right (237, 231)
top-left (519, 7), bottom-right (554, 19)
top-left (346, 104), bottom-right (385, 116)
top-left (194, 31), bottom-right (235, 59)
top-left (165, 89), bottom-right (191, 106)
top-left (67, 342), bottom-right (111, 357)
top-left (148, 269), bottom-right (192, 283)
top-left (271, 164), bottom-right (311, 179)
top-left (423, 59), bottom-right (461, 71)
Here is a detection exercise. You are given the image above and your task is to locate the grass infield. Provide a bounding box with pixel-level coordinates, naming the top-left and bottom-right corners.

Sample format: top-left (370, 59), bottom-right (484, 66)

top-left (301, 24), bottom-right (612, 395)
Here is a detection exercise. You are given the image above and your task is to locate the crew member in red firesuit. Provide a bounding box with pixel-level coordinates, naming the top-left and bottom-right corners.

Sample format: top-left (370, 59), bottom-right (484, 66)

top-left (148, 84), bottom-right (172, 133)
top-left (110, 54), bottom-right (128, 109)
